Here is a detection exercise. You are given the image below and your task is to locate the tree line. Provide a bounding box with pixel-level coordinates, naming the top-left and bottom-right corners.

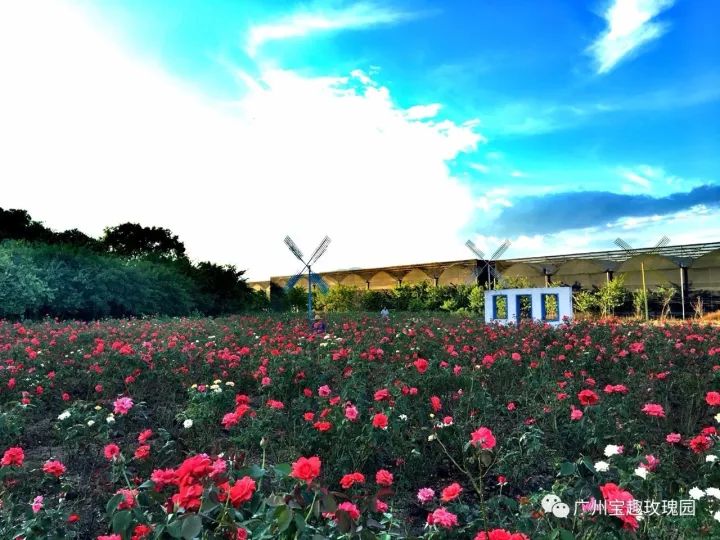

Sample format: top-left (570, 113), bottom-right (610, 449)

top-left (0, 207), bottom-right (268, 320)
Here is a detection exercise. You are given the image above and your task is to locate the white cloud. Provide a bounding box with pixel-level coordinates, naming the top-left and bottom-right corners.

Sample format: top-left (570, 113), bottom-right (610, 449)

top-left (469, 204), bottom-right (720, 263)
top-left (618, 164), bottom-right (690, 193)
top-left (475, 188), bottom-right (512, 212)
top-left (247, 2), bottom-right (421, 56)
top-left (588, 0), bottom-right (675, 74)
top-left (0, 1), bottom-right (484, 281)
top-left (469, 163), bottom-right (490, 174)
top-left (622, 170), bottom-right (652, 188)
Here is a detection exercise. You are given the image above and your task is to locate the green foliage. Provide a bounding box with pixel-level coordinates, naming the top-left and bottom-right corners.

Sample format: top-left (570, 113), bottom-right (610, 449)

top-left (286, 286), bottom-right (308, 312)
top-left (468, 285), bottom-right (485, 314)
top-left (632, 289), bottom-right (647, 318)
top-left (0, 240), bottom-right (259, 320)
top-left (0, 247), bottom-right (53, 318)
top-left (496, 275), bottom-right (532, 289)
top-left (316, 284), bottom-right (362, 312)
top-left (573, 290), bottom-right (598, 314)
top-left (100, 222), bottom-right (187, 262)
top-left (595, 275), bottom-right (626, 317)
top-left (654, 284), bottom-right (677, 320)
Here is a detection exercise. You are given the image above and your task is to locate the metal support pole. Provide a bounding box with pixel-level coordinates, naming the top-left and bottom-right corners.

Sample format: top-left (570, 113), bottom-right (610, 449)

top-left (307, 266), bottom-right (313, 327)
top-left (641, 261), bottom-right (649, 320)
top-left (680, 266), bottom-right (685, 320)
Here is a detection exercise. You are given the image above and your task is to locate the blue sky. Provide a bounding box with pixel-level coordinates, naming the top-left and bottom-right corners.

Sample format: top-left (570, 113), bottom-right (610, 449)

top-left (1, 0), bottom-right (718, 279)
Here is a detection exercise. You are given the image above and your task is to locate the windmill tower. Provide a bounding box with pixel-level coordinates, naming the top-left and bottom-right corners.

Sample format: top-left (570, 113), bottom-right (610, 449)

top-left (283, 235), bottom-right (331, 325)
top-left (465, 239), bottom-right (511, 288)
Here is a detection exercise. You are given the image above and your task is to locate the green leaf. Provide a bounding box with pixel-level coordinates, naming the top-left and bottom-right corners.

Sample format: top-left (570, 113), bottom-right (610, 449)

top-left (559, 529), bottom-right (575, 540)
top-left (294, 512), bottom-right (306, 532)
top-left (181, 515), bottom-right (203, 540)
top-left (320, 493), bottom-right (337, 513)
top-left (273, 463), bottom-right (291, 477)
top-left (265, 494), bottom-right (286, 507)
top-left (166, 520), bottom-right (183, 538)
top-left (559, 462), bottom-right (576, 476)
top-left (111, 510), bottom-right (132, 534)
top-left (581, 455), bottom-right (595, 473)
top-left (335, 510), bottom-right (353, 533)
top-left (106, 493), bottom-right (124, 517)
top-left (274, 506), bottom-right (293, 534)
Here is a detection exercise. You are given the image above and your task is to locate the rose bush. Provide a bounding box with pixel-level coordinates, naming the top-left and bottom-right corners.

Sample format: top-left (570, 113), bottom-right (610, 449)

top-left (0, 314), bottom-right (719, 538)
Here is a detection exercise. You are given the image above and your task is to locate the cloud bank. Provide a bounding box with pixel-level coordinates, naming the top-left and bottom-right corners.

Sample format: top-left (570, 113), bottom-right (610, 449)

top-left (0, 1), bottom-right (482, 280)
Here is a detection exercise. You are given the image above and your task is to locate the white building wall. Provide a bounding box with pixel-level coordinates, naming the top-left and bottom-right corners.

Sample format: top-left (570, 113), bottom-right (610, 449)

top-left (484, 287), bottom-right (573, 326)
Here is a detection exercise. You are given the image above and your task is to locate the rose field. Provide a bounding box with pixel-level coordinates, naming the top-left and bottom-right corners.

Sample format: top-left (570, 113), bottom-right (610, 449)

top-left (1, 315), bottom-right (720, 539)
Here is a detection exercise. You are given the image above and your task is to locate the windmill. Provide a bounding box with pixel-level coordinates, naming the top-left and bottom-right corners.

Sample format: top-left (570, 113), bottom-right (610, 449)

top-left (465, 239), bottom-right (511, 288)
top-left (283, 235), bottom-right (331, 325)
top-left (614, 236), bottom-right (670, 320)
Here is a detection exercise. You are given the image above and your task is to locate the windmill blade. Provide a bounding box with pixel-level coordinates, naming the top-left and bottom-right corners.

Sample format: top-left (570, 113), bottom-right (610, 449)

top-left (491, 240), bottom-right (511, 260)
top-left (284, 236), bottom-right (305, 262)
top-left (614, 237), bottom-right (634, 253)
top-left (489, 265), bottom-right (503, 281)
top-left (308, 236), bottom-right (331, 266)
top-left (465, 240), bottom-right (485, 259)
top-left (309, 273), bottom-right (330, 293)
top-left (654, 236), bottom-right (670, 250)
top-left (284, 272), bottom-right (305, 291)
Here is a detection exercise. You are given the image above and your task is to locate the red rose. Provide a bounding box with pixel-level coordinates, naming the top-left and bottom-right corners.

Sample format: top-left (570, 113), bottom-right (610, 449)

top-left (599, 482), bottom-right (639, 531)
top-left (1, 447), bottom-right (24, 467)
top-left (372, 413), bottom-right (389, 429)
top-left (340, 472), bottom-right (365, 489)
top-left (441, 482), bottom-right (463, 502)
top-left (578, 389), bottom-right (599, 406)
top-left (375, 469), bottom-right (393, 486)
top-left (228, 476), bottom-right (256, 508)
top-left (43, 460), bottom-right (66, 477)
top-left (291, 456), bottom-right (321, 484)
top-left (103, 444), bottom-right (120, 461)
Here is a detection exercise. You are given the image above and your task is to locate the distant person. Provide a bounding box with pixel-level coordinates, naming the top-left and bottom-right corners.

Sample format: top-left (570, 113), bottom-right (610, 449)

top-left (312, 314), bottom-right (326, 334)
top-left (380, 307), bottom-right (390, 320)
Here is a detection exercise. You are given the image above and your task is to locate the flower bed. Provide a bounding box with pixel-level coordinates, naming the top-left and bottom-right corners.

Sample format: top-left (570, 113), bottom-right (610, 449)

top-left (1, 314), bottom-right (719, 539)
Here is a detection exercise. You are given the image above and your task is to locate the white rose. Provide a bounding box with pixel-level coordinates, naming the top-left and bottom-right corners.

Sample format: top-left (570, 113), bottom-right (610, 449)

top-left (634, 466), bottom-right (648, 479)
top-left (106, 415), bottom-right (115, 424)
top-left (707, 455), bottom-right (718, 463)
top-left (706, 487), bottom-right (720, 500)
top-left (183, 419), bottom-right (193, 429)
top-left (714, 510), bottom-right (720, 523)
top-left (689, 487), bottom-right (705, 500)
top-left (594, 461), bottom-right (610, 472)
top-left (87, 420), bottom-right (95, 427)
top-left (57, 411), bottom-right (71, 421)
top-left (604, 445), bottom-right (622, 457)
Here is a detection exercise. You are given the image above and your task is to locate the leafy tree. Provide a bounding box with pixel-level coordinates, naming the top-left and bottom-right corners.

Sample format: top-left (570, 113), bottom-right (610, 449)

top-left (0, 244), bottom-right (52, 318)
top-left (101, 223), bottom-right (187, 261)
top-left (318, 284), bottom-right (362, 312)
top-left (469, 285), bottom-right (485, 315)
top-left (187, 262), bottom-right (253, 315)
top-left (0, 207), bottom-right (54, 243)
top-left (573, 290), bottom-right (598, 315)
top-left (654, 285), bottom-right (677, 320)
top-left (287, 286), bottom-right (308, 312)
top-left (631, 289), bottom-right (646, 319)
top-left (360, 290), bottom-right (393, 312)
top-left (596, 276), bottom-right (626, 318)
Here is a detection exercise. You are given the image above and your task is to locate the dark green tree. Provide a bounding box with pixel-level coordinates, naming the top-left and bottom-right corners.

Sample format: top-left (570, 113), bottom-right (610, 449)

top-left (101, 223), bottom-right (187, 261)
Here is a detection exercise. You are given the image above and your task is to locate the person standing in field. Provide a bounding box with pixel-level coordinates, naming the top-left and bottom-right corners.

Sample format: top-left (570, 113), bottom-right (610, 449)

top-left (313, 314), bottom-right (326, 334)
top-left (380, 307), bottom-right (389, 320)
